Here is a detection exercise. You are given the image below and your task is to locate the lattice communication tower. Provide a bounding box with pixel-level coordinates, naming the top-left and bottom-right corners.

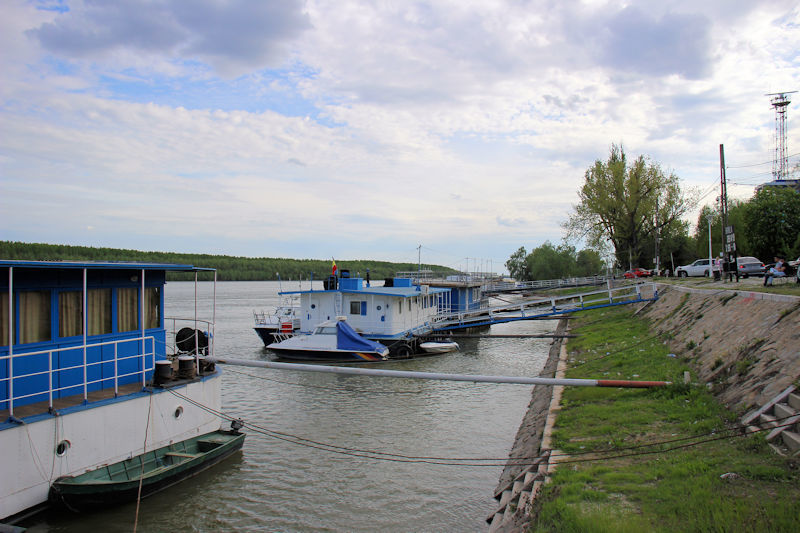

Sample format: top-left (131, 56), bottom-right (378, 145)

top-left (767, 91), bottom-right (796, 180)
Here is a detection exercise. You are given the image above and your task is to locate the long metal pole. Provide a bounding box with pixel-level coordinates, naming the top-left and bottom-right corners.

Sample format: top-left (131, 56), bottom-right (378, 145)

top-left (8, 267), bottom-right (13, 416)
top-left (83, 268), bottom-right (88, 401)
top-left (209, 357), bottom-right (670, 388)
top-left (141, 269), bottom-right (146, 387)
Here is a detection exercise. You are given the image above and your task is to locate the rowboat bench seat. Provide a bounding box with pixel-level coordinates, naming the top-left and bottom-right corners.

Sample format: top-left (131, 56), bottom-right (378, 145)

top-left (164, 451), bottom-right (199, 459)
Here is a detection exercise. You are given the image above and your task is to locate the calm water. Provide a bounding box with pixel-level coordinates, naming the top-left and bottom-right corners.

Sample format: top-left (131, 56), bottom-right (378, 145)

top-left (26, 281), bottom-right (553, 532)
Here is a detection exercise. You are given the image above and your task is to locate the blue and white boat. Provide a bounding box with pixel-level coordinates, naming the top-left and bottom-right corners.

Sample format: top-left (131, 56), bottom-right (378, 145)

top-left (274, 270), bottom-right (452, 357)
top-left (253, 296), bottom-right (301, 346)
top-left (267, 316), bottom-right (390, 362)
top-left (0, 260), bottom-right (238, 523)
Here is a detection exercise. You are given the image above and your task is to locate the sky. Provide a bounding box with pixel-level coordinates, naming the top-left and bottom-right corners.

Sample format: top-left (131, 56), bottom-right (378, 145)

top-left (1, 0), bottom-right (799, 273)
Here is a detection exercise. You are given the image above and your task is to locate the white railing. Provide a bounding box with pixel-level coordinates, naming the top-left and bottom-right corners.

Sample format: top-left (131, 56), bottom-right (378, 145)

top-left (0, 335), bottom-right (156, 416)
top-left (486, 276), bottom-right (609, 292)
top-left (431, 282), bottom-right (656, 330)
top-left (165, 317), bottom-right (215, 357)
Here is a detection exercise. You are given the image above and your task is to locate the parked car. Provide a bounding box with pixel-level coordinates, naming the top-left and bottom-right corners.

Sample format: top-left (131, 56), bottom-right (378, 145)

top-left (735, 256), bottom-right (765, 278)
top-left (675, 259), bottom-right (722, 278)
top-left (623, 267), bottom-right (651, 279)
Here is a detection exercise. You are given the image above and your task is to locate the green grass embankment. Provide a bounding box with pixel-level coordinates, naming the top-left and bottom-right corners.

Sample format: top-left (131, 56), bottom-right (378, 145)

top-left (530, 305), bottom-right (800, 532)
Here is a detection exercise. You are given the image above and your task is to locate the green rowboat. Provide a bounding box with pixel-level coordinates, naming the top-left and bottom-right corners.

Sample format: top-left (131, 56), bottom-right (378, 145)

top-left (49, 429), bottom-right (245, 512)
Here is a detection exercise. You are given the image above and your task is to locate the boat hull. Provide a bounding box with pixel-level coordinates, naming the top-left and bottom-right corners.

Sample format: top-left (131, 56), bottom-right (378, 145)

top-left (49, 430), bottom-right (245, 512)
top-left (269, 348), bottom-right (388, 362)
top-left (419, 341), bottom-right (460, 354)
top-left (254, 327), bottom-right (281, 346)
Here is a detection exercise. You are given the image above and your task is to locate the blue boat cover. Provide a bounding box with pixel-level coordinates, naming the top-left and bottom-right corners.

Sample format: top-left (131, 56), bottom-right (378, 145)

top-left (336, 320), bottom-right (386, 353)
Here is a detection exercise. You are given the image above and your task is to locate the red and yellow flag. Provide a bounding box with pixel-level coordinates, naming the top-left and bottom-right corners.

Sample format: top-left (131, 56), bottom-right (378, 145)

top-left (332, 259), bottom-right (337, 276)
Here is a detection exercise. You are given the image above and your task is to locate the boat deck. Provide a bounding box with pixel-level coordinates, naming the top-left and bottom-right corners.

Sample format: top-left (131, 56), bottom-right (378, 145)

top-left (1, 382), bottom-right (145, 424)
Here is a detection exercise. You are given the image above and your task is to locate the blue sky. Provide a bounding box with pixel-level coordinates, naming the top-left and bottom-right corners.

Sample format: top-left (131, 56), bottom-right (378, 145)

top-left (1, 0), bottom-right (799, 272)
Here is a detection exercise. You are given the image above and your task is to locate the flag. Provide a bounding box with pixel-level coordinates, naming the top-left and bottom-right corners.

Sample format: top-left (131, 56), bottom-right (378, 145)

top-left (332, 259), bottom-right (337, 276)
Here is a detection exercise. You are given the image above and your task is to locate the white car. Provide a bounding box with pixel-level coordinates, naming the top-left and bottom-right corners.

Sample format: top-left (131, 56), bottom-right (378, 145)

top-left (675, 259), bottom-right (722, 277)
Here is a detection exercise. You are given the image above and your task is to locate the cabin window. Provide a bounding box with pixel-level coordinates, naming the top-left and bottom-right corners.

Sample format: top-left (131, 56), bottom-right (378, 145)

top-left (89, 288), bottom-right (112, 335)
top-left (397, 301), bottom-right (402, 314)
top-left (408, 299), bottom-right (411, 311)
top-left (0, 292), bottom-right (8, 345)
top-left (59, 291), bottom-right (82, 338)
top-left (117, 287), bottom-right (139, 332)
top-left (20, 291), bottom-right (51, 344)
top-left (349, 301), bottom-right (366, 316)
top-left (145, 287), bottom-right (160, 329)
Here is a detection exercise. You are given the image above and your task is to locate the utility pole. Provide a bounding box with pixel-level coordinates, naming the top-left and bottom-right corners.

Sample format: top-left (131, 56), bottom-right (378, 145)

top-left (707, 214), bottom-right (714, 279)
top-left (720, 144), bottom-right (738, 282)
top-left (654, 196), bottom-right (660, 275)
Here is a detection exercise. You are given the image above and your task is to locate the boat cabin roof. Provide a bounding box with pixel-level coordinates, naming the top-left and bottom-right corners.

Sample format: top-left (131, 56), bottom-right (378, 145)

top-left (280, 286), bottom-right (450, 298)
top-left (0, 260), bottom-right (214, 273)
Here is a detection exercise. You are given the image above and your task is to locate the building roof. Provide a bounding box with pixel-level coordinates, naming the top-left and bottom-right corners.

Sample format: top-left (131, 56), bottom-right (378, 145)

top-left (0, 259), bottom-right (215, 272)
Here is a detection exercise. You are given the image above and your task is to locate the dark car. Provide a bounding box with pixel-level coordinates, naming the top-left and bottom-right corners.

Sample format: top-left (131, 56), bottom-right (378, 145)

top-left (736, 256), bottom-right (765, 278)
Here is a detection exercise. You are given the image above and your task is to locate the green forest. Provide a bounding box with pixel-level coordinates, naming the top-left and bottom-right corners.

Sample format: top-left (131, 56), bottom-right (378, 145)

top-left (0, 241), bottom-right (452, 281)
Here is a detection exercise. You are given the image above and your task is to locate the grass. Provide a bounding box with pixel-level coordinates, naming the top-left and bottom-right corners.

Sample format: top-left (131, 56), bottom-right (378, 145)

top-left (529, 305), bottom-right (800, 533)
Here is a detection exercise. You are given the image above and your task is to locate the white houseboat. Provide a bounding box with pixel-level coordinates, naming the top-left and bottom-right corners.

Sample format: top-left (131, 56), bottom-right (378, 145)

top-left (275, 271), bottom-right (451, 357)
top-left (1, 260), bottom-right (237, 523)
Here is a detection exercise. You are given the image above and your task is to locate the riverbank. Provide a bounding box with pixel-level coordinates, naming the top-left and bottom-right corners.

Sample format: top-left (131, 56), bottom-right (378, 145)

top-left (496, 284), bottom-right (800, 532)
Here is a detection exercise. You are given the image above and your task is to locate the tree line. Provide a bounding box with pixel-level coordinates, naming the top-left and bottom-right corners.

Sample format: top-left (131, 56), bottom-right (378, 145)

top-left (508, 145), bottom-right (800, 280)
top-left (0, 241), bottom-right (452, 282)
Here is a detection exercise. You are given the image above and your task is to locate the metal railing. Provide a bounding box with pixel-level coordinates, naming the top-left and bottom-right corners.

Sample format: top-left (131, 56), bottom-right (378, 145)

top-left (165, 317), bottom-right (215, 358)
top-left (485, 276), bottom-right (609, 293)
top-left (0, 335), bottom-right (156, 416)
top-left (430, 281), bottom-right (656, 331)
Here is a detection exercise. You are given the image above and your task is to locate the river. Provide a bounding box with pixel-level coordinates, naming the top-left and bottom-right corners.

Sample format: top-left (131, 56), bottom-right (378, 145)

top-left (25, 281), bottom-right (553, 532)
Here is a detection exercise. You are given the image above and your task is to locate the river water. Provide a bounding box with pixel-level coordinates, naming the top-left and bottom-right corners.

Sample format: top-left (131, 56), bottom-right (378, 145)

top-left (25, 281), bottom-right (553, 532)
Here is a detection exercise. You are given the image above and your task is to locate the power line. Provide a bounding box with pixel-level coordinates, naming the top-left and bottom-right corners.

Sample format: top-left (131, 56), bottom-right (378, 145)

top-left (166, 385), bottom-right (794, 468)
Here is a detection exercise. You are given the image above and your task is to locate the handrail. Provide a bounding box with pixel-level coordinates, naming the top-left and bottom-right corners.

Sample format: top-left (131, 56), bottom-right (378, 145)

top-left (430, 282), bottom-right (656, 329)
top-left (0, 335), bottom-right (156, 415)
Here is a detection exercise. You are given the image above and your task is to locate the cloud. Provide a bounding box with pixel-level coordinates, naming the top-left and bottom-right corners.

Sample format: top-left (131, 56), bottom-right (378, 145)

top-left (593, 7), bottom-right (713, 79)
top-left (28, 0), bottom-right (311, 77)
top-left (496, 216), bottom-right (527, 228)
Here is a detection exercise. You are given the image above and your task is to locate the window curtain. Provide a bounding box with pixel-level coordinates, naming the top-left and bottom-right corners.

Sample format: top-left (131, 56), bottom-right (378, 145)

top-left (20, 291), bottom-right (50, 344)
top-left (0, 292), bottom-right (8, 345)
top-left (58, 291), bottom-right (82, 338)
top-left (89, 288), bottom-right (112, 335)
top-left (145, 287), bottom-right (160, 329)
top-left (117, 287), bottom-right (139, 332)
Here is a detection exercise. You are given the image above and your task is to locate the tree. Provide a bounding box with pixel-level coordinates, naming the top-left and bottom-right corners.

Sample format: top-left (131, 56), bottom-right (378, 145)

top-left (564, 144), bottom-right (694, 269)
top-left (505, 246), bottom-right (529, 280)
top-left (742, 187), bottom-right (800, 260)
top-left (575, 249), bottom-right (605, 276)
top-left (526, 242), bottom-right (577, 280)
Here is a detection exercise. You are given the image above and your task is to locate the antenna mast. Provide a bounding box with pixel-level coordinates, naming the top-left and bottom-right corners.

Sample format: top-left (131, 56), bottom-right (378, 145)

top-left (767, 91), bottom-right (796, 180)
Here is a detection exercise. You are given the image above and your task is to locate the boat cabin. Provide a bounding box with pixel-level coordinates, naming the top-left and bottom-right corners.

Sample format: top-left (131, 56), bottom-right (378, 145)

top-left (280, 274), bottom-right (450, 339)
top-left (1, 260), bottom-right (213, 415)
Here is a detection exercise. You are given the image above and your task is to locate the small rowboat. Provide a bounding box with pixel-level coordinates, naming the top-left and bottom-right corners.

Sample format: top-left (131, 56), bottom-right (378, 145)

top-left (419, 341), bottom-right (460, 354)
top-left (49, 429), bottom-right (245, 512)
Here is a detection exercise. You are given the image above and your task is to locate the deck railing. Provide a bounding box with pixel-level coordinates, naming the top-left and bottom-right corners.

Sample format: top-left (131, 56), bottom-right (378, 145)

top-left (0, 335), bottom-right (156, 417)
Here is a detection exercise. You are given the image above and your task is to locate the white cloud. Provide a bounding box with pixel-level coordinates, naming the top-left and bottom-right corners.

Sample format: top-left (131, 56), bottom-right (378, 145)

top-left (2, 0), bottom-right (799, 263)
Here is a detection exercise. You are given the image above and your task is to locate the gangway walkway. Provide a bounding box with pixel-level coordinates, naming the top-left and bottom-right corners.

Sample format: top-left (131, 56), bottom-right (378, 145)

top-left (484, 276), bottom-right (608, 294)
top-left (430, 281), bottom-right (657, 332)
